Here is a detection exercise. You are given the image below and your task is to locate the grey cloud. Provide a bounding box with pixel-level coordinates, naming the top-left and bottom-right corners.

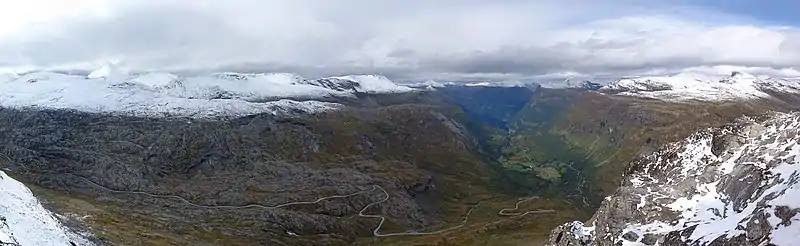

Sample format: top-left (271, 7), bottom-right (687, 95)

top-left (2, 0), bottom-right (800, 84)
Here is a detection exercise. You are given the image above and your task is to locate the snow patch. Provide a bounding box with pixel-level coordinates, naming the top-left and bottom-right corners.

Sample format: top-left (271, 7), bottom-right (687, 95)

top-left (87, 63), bottom-right (128, 80)
top-left (558, 113), bottom-right (800, 245)
top-left (464, 82), bottom-right (492, 87)
top-left (568, 221), bottom-right (595, 243)
top-left (623, 113), bottom-right (800, 245)
top-left (405, 80), bottom-right (446, 90)
top-left (0, 170), bottom-right (91, 246)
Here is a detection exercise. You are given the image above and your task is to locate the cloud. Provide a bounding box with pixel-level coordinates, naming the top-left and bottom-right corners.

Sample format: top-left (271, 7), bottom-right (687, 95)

top-left (2, 0), bottom-right (800, 83)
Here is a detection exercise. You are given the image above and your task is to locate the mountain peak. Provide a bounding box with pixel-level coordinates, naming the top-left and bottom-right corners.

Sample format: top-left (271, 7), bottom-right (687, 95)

top-left (323, 75), bottom-right (414, 93)
top-left (730, 71), bottom-right (757, 79)
top-left (87, 62), bottom-right (128, 80)
top-left (720, 70), bottom-right (760, 85)
top-left (565, 79), bottom-right (602, 91)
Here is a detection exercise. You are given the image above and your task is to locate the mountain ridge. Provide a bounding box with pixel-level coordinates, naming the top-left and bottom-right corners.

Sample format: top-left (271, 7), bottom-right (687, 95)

top-left (0, 67), bottom-right (417, 118)
top-left (2, 68), bottom-right (800, 245)
top-left (598, 71), bottom-right (800, 101)
top-left (547, 111), bottom-right (800, 245)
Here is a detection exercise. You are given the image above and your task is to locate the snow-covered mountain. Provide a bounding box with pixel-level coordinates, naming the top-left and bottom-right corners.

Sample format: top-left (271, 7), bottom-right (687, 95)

top-left (310, 75), bottom-right (414, 93)
top-left (0, 170), bottom-right (92, 246)
top-left (0, 66), bottom-right (415, 118)
top-left (404, 80), bottom-right (446, 90)
top-left (548, 112), bottom-right (800, 245)
top-left (564, 79), bottom-right (603, 91)
top-left (598, 71), bottom-right (800, 101)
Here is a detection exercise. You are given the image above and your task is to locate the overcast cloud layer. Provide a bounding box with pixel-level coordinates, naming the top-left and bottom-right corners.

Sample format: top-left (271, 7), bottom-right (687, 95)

top-left (2, 0), bottom-right (800, 83)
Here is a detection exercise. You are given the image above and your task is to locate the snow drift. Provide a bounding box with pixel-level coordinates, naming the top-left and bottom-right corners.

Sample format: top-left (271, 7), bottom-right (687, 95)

top-left (0, 170), bottom-right (91, 246)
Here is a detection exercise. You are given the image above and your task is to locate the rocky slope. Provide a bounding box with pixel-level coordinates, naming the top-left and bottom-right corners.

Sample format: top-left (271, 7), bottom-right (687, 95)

top-left (0, 68), bottom-right (584, 245)
top-left (4, 68), bottom-right (800, 245)
top-left (547, 112), bottom-right (800, 245)
top-left (0, 94), bottom-right (589, 245)
top-left (0, 104), bottom-right (493, 245)
top-left (0, 170), bottom-right (93, 246)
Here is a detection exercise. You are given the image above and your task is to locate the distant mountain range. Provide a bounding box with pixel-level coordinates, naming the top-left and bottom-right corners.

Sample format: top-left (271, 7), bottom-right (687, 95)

top-left (1, 66), bottom-right (800, 245)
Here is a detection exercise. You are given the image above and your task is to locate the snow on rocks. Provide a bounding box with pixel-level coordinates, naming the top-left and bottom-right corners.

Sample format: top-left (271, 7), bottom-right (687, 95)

top-left (323, 75), bottom-right (415, 93)
top-left (0, 66), bottom-right (415, 118)
top-left (0, 170), bottom-right (92, 246)
top-left (404, 80), bottom-right (446, 90)
top-left (599, 71), bottom-right (800, 101)
top-left (548, 112), bottom-right (800, 245)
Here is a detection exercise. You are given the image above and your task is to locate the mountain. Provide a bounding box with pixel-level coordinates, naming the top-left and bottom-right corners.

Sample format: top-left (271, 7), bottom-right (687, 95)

top-left (404, 80), bottom-right (446, 90)
top-left (0, 67), bottom-right (418, 119)
top-left (307, 75), bottom-right (415, 94)
top-left (2, 68), bottom-right (800, 245)
top-left (547, 112), bottom-right (800, 245)
top-left (0, 80), bottom-right (588, 245)
top-left (599, 71), bottom-right (800, 101)
top-left (564, 79), bottom-right (603, 91)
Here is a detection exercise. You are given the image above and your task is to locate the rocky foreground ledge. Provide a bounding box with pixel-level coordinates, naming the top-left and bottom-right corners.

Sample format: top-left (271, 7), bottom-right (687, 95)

top-left (547, 112), bottom-right (800, 246)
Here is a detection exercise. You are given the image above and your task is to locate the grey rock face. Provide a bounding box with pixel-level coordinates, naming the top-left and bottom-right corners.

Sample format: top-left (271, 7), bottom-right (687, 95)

top-left (0, 105), bottom-right (490, 245)
top-left (547, 112), bottom-right (800, 246)
top-left (307, 78), bottom-right (361, 92)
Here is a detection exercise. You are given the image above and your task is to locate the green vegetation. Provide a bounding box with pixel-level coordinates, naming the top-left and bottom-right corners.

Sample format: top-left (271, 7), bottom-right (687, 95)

top-left (11, 86), bottom-right (789, 246)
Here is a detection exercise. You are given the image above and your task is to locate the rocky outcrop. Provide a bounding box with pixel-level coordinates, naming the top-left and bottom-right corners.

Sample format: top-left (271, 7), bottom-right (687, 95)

top-left (547, 112), bottom-right (800, 245)
top-left (0, 103), bottom-right (505, 245)
top-left (565, 80), bottom-right (603, 91)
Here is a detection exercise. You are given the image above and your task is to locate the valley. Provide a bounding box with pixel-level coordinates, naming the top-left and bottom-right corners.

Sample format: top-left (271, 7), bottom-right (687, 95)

top-left (0, 70), bottom-right (799, 245)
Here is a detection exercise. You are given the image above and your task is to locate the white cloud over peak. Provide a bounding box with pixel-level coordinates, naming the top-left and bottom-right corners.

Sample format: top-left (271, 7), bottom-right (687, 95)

top-left (1, 0), bottom-right (799, 83)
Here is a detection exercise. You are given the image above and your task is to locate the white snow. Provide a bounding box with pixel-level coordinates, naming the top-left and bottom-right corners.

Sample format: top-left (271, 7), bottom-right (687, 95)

top-left (462, 81), bottom-right (527, 87)
top-left (127, 72), bottom-right (181, 89)
top-left (405, 80), bottom-right (446, 90)
top-left (1, 71), bottom-right (344, 118)
top-left (567, 221), bottom-right (595, 243)
top-left (464, 82), bottom-right (492, 87)
top-left (171, 73), bottom-right (350, 101)
top-left (86, 63), bottom-right (128, 80)
top-left (0, 72), bottom-right (18, 83)
top-left (600, 71), bottom-right (800, 101)
top-left (327, 75), bottom-right (414, 93)
top-left (609, 113), bottom-right (800, 245)
top-left (0, 170), bottom-right (91, 246)
top-left (0, 66), bottom-right (415, 118)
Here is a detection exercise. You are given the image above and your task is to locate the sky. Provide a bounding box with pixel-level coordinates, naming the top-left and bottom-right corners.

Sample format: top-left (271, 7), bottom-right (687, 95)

top-left (1, 0), bottom-right (800, 83)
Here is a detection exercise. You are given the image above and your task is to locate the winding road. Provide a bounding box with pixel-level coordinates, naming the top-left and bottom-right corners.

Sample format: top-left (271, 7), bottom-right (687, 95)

top-left (357, 185), bottom-right (483, 237)
top-left (71, 173), bottom-right (377, 209)
top-left (498, 197), bottom-right (556, 217)
top-left (69, 172), bottom-right (554, 238)
top-left (2, 152), bottom-right (559, 239)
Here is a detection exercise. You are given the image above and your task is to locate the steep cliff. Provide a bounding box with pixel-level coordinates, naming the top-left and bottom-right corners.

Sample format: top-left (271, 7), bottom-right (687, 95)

top-left (548, 112), bottom-right (800, 245)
